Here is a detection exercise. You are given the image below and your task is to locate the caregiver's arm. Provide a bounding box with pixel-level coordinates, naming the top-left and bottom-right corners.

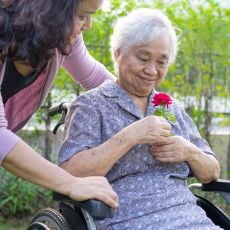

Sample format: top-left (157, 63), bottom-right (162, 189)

top-left (63, 35), bottom-right (115, 90)
top-left (2, 140), bottom-right (118, 208)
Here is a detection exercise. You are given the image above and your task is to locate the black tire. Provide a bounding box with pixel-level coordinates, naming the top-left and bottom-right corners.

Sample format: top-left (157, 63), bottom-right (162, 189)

top-left (59, 201), bottom-right (88, 230)
top-left (27, 221), bottom-right (50, 230)
top-left (30, 208), bottom-right (69, 230)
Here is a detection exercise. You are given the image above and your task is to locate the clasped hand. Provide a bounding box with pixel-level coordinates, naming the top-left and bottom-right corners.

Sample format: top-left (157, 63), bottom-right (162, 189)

top-left (126, 115), bottom-right (194, 163)
top-left (126, 115), bottom-right (171, 145)
top-left (150, 135), bottom-right (194, 163)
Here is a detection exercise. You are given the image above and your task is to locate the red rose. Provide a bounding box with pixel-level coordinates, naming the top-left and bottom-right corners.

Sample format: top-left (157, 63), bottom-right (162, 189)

top-left (152, 93), bottom-right (173, 108)
top-left (152, 92), bottom-right (176, 123)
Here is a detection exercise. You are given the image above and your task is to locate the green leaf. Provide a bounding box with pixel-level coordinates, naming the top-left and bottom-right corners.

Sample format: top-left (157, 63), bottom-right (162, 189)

top-left (169, 114), bottom-right (177, 123)
top-left (154, 109), bottom-right (163, 116)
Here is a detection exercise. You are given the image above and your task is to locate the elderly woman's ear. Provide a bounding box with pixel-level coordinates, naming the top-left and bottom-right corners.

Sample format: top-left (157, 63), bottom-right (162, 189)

top-left (114, 49), bottom-right (121, 61)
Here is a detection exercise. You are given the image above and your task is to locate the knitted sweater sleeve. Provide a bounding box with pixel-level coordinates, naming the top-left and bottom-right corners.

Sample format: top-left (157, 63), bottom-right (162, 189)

top-left (62, 34), bottom-right (116, 90)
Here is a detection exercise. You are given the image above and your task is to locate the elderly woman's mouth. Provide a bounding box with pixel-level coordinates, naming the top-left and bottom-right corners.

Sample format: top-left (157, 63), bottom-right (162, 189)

top-left (138, 76), bottom-right (156, 83)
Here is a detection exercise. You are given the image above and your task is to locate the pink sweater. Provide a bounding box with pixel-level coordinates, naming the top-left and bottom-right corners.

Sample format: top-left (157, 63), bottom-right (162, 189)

top-left (0, 35), bottom-right (115, 164)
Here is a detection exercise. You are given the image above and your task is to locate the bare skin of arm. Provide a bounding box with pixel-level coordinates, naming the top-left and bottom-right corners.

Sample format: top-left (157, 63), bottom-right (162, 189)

top-left (60, 115), bottom-right (171, 177)
top-left (150, 136), bottom-right (220, 183)
top-left (2, 140), bottom-right (119, 208)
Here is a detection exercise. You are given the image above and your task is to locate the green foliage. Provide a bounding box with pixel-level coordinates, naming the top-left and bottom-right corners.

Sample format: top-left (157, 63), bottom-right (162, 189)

top-left (40, 0), bottom-right (229, 139)
top-left (31, 0), bottom-right (229, 171)
top-left (0, 168), bottom-right (52, 217)
top-left (83, 0), bottom-right (143, 73)
top-left (0, 216), bottom-right (28, 230)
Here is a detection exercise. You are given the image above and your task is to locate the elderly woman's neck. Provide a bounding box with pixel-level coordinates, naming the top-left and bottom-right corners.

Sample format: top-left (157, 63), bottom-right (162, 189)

top-left (116, 80), bottom-right (149, 114)
top-left (128, 93), bottom-right (148, 115)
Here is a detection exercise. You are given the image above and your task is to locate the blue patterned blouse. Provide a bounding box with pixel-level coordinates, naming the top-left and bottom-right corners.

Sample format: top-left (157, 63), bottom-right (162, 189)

top-left (59, 81), bottom-right (221, 230)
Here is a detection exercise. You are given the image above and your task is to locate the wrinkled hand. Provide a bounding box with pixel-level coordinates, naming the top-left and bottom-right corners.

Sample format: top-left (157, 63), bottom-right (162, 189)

top-left (69, 176), bottom-right (119, 208)
top-left (150, 135), bottom-right (196, 163)
top-left (126, 115), bottom-right (171, 145)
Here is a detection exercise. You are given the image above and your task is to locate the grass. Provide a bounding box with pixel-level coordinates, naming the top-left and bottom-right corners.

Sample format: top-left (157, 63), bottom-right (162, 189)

top-left (0, 216), bottom-right (31, 230)
top-left (0, 203), bottom-right (58, 230)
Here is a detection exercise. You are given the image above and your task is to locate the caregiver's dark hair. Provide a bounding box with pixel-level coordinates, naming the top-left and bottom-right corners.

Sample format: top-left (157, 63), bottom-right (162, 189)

top-left (0, 0), bottom-right (81, 68)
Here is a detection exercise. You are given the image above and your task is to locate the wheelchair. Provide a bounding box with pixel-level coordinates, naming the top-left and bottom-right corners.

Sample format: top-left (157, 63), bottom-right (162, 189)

top-left (27, 195), bottom-right (113, 230)
top-left (27, 102), bottom-right (230, 230)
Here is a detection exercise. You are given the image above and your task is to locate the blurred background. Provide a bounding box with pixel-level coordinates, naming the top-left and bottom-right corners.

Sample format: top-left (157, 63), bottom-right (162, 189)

top-left (0, 0), bottom-right (229, 228)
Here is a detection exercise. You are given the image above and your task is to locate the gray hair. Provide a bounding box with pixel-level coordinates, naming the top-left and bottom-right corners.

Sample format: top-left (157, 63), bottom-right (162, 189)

top-left (110, 8), bottom-right (179, 66)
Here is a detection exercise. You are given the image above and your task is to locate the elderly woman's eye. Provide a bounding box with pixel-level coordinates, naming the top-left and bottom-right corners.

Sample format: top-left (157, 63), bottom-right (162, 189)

top-left (158, 61), bottom-right (167, 67)
top-left (139, 57), bottom-right (148, 61)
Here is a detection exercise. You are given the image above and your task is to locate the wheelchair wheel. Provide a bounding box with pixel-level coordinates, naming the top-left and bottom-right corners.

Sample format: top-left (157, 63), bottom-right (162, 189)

top-left (29, 208), bottom-right (69, 230)
top-left (59, 201), bottom-right (88, 230)
top-left (27, 221), bottom-right (50, 230)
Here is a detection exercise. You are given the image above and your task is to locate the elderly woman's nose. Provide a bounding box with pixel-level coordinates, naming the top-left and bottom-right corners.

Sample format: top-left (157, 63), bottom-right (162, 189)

top-left (144, 63), bottom-right (158, 75)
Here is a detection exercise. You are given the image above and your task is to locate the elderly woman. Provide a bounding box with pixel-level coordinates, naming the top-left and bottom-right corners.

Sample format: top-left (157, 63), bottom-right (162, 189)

top-left (59, 9), bottom-right (221, 229)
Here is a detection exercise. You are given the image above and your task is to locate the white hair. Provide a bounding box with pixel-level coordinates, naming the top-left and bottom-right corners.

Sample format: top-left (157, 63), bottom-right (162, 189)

top-left (110, 8), bottom-right (179, 66)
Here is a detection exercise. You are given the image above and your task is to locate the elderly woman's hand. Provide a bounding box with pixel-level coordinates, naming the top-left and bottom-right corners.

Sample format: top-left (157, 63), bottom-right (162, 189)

top-left (125, 115), bottom-right (171, 146)
top-left (150, 135), bottom-right (197, 163)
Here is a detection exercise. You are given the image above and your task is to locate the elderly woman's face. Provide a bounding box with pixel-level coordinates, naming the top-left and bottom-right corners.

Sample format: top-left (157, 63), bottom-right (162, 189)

top-left (116, 33), bottom-right (170, 97)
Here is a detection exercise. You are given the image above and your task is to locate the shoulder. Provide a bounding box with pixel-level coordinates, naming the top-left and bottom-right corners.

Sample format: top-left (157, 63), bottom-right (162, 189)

top-left (170, 98), bottom-right (194, 122)
top-left (71, 81), bottom-right (111, 108)
top-left (73, 81), bottom-right (118, 105)
top-left (73, 86), bottom-right (102, 105)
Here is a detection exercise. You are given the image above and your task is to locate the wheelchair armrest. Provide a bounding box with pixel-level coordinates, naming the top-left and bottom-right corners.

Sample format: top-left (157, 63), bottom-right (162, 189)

top-left (202, 179), bottom-right (230, 193)
top-left (53, 192), bottom-right (114, 220)
top-left (202, 179), bottom-right (230, 204)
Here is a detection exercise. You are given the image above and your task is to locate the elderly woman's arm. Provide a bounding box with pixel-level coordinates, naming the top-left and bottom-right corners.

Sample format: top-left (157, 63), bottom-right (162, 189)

top-left (151, 136), bottom-right (220, 183)
top-left (185, 142), bottom-right (220, 183)
top-left (60, 115), bottom-right (171, 177)
top-left (61, 127), bottom-right (134, 176)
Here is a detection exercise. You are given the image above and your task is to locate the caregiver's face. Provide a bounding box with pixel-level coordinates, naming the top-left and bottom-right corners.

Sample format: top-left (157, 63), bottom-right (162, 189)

top-left (74, 0), bottom-right (104, 35)
top-left (116, 32), bottom-right (170, 98)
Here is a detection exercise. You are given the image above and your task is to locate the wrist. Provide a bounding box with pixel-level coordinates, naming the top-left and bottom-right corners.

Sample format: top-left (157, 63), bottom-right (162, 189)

top-left (52, 168), bottom-right (77, 197)
top-left (186, 144), bottom-right (202, 163)
top-left (118, 127), bottom-right (137, 147)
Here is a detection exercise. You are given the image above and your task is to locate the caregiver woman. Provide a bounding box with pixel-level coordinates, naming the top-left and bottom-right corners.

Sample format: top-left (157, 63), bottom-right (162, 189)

top-left (0, 0), bottom-right (118, 208)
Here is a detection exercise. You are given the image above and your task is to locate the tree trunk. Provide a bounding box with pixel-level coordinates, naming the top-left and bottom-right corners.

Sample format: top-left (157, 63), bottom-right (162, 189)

top-left (227, 135), bottom-right (230, 179)
top-left (203, 56), bottom-right (214, 145)
top-left (204, 95), bottom-right (212, 145)
top-left (43, 92), bottom-right (52, 160)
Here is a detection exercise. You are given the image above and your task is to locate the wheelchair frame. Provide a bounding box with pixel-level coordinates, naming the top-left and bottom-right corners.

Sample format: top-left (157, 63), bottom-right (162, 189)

top-left (27, 102), bottom-right (230, 230)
